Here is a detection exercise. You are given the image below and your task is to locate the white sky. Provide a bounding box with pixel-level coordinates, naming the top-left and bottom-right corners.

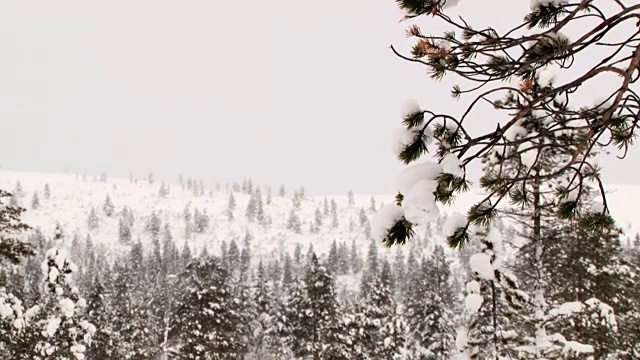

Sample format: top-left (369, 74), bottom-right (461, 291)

top-left (1, 0), bottom-right (637, 195)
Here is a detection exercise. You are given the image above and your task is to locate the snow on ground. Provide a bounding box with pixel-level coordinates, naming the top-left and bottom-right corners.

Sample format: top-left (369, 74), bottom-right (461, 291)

top-left (0, 171), bottom-right (638, 264)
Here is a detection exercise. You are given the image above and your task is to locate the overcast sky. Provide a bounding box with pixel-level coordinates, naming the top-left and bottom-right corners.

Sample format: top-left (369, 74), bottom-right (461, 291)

top-left (1, 0), bottom-right (637, 195)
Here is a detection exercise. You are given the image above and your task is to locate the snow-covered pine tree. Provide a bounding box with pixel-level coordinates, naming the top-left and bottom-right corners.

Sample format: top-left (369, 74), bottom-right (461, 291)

top-left (286, 254), bottom-right (346, 359)
top-left (409, 245), bottom-right (456, 359)
top-left (245, 179), bottom-right (254, 195)
top-left (356, 258), bottom-right (406, 359)
top-left (337, 242), bottom-right (350, 275)
top-left (376, 3), bottom-right (639, 349)
top-left (456, 226), bottom-right (528, 360)
top-left (360, 239), bottom-right (379, 297)
top-left (107, 261), bottom-right (137, 357)
top-left (323, 198), bottom-right (330, 216)
top-left (534, 222), bottom-right (636, 357)
top-left (347, 190), bottom-right (355, 207)
top-left (246, 190), bottom-right (258, 222)
top-left (13, 181), bottom-right (24, 199)
top-left (180, 240), bottom-right (192, 269)
top-left (33, 248), bottom-right (95, 359)
top-left (255, 186), bottom-right (266, 225)
top-left (383, 0), bottom-right (632, 246)
top-left (282, 253), bottom-right (294, 288)
top-left (327, 240), bottom-right (339, 274)
top-left (393, 248), bottom-right (406, 297)
top-left (31, 191), bottom-right (40, 210)
top-left (268, 259), bottom-right (283, 284)
top-left (85, 273), bottom-right (115, 359)
top-left (43, 184), bottom-right (51, 200)
top-left (169, 257), bottom-right (248, 358)
top-left (240, 232), bottom-right (252, 276)
top-left (161, 224), bottom-right (178, 274)
top-left (0, 189), bottom-right (33, 264)
top-left (118, 218), bottom-right (132, 244)
top-left (228, 239), bottom-right (240, 275)
top-left (359, 208), bottom-right (368, 227)
top-left (266, 185), bottom-right (273, 205)
top-left (292, 190), bottom-right (301, 210)
top-left (350, 239), bottom-right (363, 274)
top-left (121, 206), bottom-right (135, 228)
top-left (87, 207), bottom-right (99, 231)
top-left (103, 194), bottom-right (114, 217)
top-left (286, 209), bottom-right (302, 234)
top-left (251, 260), bottom-right (285, 358)
top-left (331, 208), bottom-right (339, 229)
top-left (227, 192), bottom-right (236, 221)
top-left (146, 211), bottom-right (161, 238)
top-left (315, 207), bottom-right (323, 229)
top-left (158, 182), bottom-right (168, 198)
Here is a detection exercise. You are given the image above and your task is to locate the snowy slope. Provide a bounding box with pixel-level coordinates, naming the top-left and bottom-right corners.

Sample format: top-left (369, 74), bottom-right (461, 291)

top-left (0, 171), bottom-right (638, 263)
top-left (0, 171), bottom-right (404, 263)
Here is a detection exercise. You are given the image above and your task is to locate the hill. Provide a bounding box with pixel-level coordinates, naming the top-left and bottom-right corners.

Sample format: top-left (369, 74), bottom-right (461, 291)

top-left (0, 170), bottom-right (638, 264)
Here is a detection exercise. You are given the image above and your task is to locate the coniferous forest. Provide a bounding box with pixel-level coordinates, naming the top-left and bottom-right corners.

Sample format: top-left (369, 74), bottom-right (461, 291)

top-left (1, 175), bottom-right (640, 359)
top-left (3, 0), bottom-right (640, 359)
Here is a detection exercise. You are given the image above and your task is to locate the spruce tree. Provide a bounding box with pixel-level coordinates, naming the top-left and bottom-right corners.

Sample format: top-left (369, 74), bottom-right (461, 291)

top-left (226, 192), bottom-right (236, 221)
top-left (103, 194), bottom-right (114, 217)
top-left (350, 239), bottom-right (363, 274)
top-left (158, 182), bottom-right (168, 198)
top-left (282, 253), bottom-right (294, 287)
top-left (118, 218), bottom-right (132, 244)
top-left (169, 257), bottom-right (248, 358)
top-left (87, 207), bottom-right (99, 231)
top-left (13, 181), bottom-right (24, 198)
top-left (287, 254), bottom-right (345, 359)
top-left (255, 186), bottom-right (266, 224)
top-left (43, 184), bottom-right (51, 199)
top-left (33, 248), bottom-right (96, 359)
top-left (246, 190), bottom-right (258, 222)
top-left (456, 227), bottom-right (528, 359)
top-left (269, 259), bottom-right (283, 284)
top-left (228, 239), bottom-right (240, 275)
top-left (286, 209), bottom-right (302, 234)
top-left (393, 248), bottom-right (406, 296)
top-left (327, 240), bottom-right (339, 274)
top-left (315, 207), bottom-right (323, 229)
top-left (181, 240), bottom-right (192, 268)
top-left (0, 189), bottom-right (33, 264)
top-left (240, 231), bottom-right (252, 276)
top-left (31, 191), bottom-right (40, 210)
top-left (252, 261), bottom-right (276, 356)
top-left (294, 242), bottom-right (303, 267)
top-left (337, 241), bottom-right (350, 275)
top-left (266, 185), bottom-right (273, 205)
top-left (86, 274), bottom-right (115, 358)
top-left (411, 245), bottom-right (456, 358)
top-left (193, 208), bottom-right (209, 233)
top-left (145, 211), bottom-right (161, 238)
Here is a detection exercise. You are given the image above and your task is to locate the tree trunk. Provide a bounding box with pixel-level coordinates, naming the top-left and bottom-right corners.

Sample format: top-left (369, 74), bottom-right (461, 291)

top-left (532, 171), bottom-right (547, 347)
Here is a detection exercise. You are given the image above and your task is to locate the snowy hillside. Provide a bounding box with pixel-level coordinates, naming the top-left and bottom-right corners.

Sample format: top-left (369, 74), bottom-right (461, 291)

top-left (0, 171), bottom-right (410, 264)
top-left (1, 170), bottom-right (638, 260)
